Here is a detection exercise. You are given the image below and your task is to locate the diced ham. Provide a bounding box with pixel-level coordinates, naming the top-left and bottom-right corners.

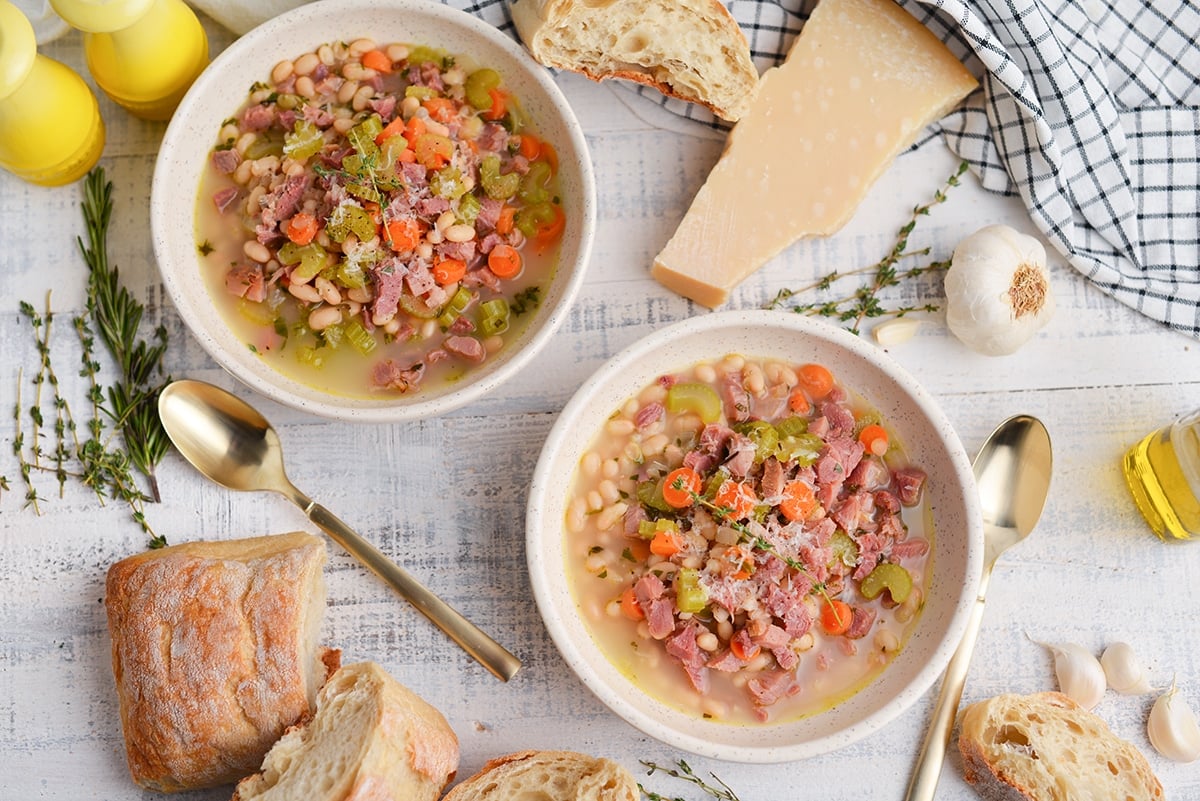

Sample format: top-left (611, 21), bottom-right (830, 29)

top-left (723, 433), bottom-right (756, 479)
top-left (664, 625), bottom-right (708, 695)
top-left (852, 531), bottom-right (885, 580)
top-left (891, 538), bottom-right (929, 559)
top-left (475, 197), bottom-right (503, 231)
top-left (760, 457), bottom-right (784, 501)
top-left (816, 436), bottom-right (864, 486)
top-left (747, 669), bottom-right (798, 708)
top-left (706, 650), bottom-right (744, 672)
top-left (623, 504), bottom-right (648, 537)
top-left (436, 240), bottom-right (476, 263)
top-left (646, 598), bottom-right (675, 640)
top-left (848, 456), bottom-right (891, 491)
top-left (400, 161), bottom-right (428, 189)
top-left (301, 104), bottom-right (335, 128)
top-left (444, 336), bottom-right (485, 363)
top-left (635, 402), bottom-right (664, 430)
top-left (210, 148), bottom-right (241, 174)
top-left (416, 196), bottom-right (451, 217)
top-left (844, 606), bottom-right (877, 639)
top-left (212, 186), bottom-right (239, 213)
top-left (240, 103), bottom-right (274, 131)
top-left (831, 490), bottom-right (876, 534)
top-left (224, 263), bottom-right (265, 301)
top-left (405, 262), bottom-right (436, 296)
top-left (448, 315), bottom-right (476, 335)
top-left (313, 74), bottom-right (343, 96)
top-left (874, 490), bottom-right (901, 515)
top-left (819, 399), bottom-right (855, 437)
top-left (370, 259), bottom-right (408, 324)
top-left (462, 267), bottom-right (501, 292)
top-left (369, 95), bottom-right (397, 120)
top-left (721, 372), bottom-right (751, 422)
top-left (475, 123), bottom-right (508, 153)
top-left (371, 360), bottom-right (425, 392)
top-left (893, 466), bottom-right (927, 506)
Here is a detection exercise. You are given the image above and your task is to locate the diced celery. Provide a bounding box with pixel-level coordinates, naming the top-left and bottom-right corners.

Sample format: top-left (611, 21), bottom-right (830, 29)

top-left (636, 478), bottom-right (672, 513)
top-left (343, 319), bottom-right (377, 355)
top-left (775, 415), bottom-right (809, 438)
top-left (665, 382), bottom-right (722, 424)
top-left (282, 243), bottom-right (327, 282)
top-left (457, 193), bottom-right (481, 226)
top-left (859, 563), bottom-right (913, 604)
top-left (828, 530), bottom-right (859, 568)
top-left (777, 432), bottom-right (824, 465)
top-left (283, 120), bottom-right (322, 160)
top-left (404, 85), bottom-right (437, 101)
top-left (513, 202), bottom-right (557, 238)
top-left (479, 154), bottom-right (519, 199)
top-left (447, 286), bottom-right (474, 312)
top-left (430, 166), bottom-right (468, 200)
top-left (702, 468), bottom-right (730, 500)
top-left (325, 203), bottom-right (375, 243)
top-left (405, 45), bottom-right (446, 68)
top-left (479, 313), bottom-right (508, 336)
top-left (733, 420), bottom-right (778, 463)
top-left (237, 299), bottom-right (275, 326)
top-left (675, 569), bottom-right (708, 614)
top-left (347, 115), bottom-right (383, 154)
top-left (414, 132), bottom-right (453, 168)
top-left (464, 68), bottom-right (501, 110)
top-left (244, 130), bottom-right (284, 159)
top-left (518, 160), bottom-right (552, 204)
top-left (296, 345), bottom-right (326, 368)
top-left (320, 323), bottom-right (344, 349)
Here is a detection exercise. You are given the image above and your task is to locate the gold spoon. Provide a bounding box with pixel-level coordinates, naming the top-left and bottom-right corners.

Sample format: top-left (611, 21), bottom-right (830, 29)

top-left (905, 414), bottom-right (1052, 801)
top-left (157, 378), bottom-right (522, 682)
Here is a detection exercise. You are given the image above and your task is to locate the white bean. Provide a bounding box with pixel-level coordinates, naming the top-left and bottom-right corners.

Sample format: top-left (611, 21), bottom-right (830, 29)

top-left (586, 490), bottom-right (604, 513)
top-left (601, 458), bottom-right (620, 479)
top-left (605, 599), bottom-right (621, 618)
top-left (317, 44), bottom-right (335, 66)
top-left (424, 119), bottom-right (450, 137)
top-left (566, 497), bottom-right (588, 533)
top-left (383, 318), bottom-right (402, 336)
top-left (271, 59), bottom-right (295, 84)
top-left (697, 632), bottom-right (719, 652)
top-left (695, 363), bottom-right (717, 383)
top-left (598, 479), bottom-right (620, 505)
top-left (307, 305), bottom-right (342, 331)
top-left (337, 79), bottom-right (360, 104)
top-left (233, 160), bottom-right (253, 185)
top-left (584, 552), bottom-right (606, 574)
top-left (484, 335), bottom-right (504, 354)
top-left (314, 276), bottom-right (341, 305)
top-left (351, 85), bottom-right (375, 112)
top-left (234, 132), bottom-right (257, 155)
top-left (293, 52), bottom-right (320, 76)
top-left (294, 75), bottom-right (315, 99)
top-left (288, 283), bottom-right (321, 303)
top-left (218, 122), bottom-right (239, 143)
top-left (875, 629), bottom-right (900, 653)
top-left (596, 502), bottom-right (627, 532)
top-left (606, 419), bottom-right (635, 436)
top-left (242, 240), bottom-right (271, 263)
top-left (420, 319), bottom-right (437, 339)
top-left (348, 38), bottom-right (376, 58)
top-left (426, 228), bottom-right (444, 245)
top-left (743, 362), bottom-right (765, 396)
top-left (581, 451), bottom-right (601, 477)
top-left (400, 95), bottom-right (420, 118)
top-left (385, 43), bottom-right (409, 62)
top-left (721, 354), bottom-right (745, 371)
top-left (347, 285), bottom-right (373, 304)
top-left (436, 210), bottom-right (457, 233)
top-left (642, 434), bottom-right (669, 458)
top-left (417, 242), bottom-right (434, 260)
top-left (332, 117), bottom-right (355, 134)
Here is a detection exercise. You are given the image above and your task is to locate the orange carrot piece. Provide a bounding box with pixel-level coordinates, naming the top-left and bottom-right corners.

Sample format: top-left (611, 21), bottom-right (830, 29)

top-left (422, 97), bottom-right (457, 123)
top-left (730, 637), bottom-right (761, 662)
top-left (539, 141), bottom-right (559, 173)
top-left (798, 363), bottom-right (835, 400)
top-left (495, 204), bottom-right (515, 235)
top-left (787, 388), bottom-right (811, 414)
top-left (483, 87), bottom-right (507, 120)
top-left (820, 599), bottom-right (853, 635)
top-left (649, 528), bottom-right (685, 558)
top-left (375, 115), bottom-right (407, 146)
top-left (517, 133), bottom-right (541, 161)
top-left (714, 480), bottom-right (758, 521)
top-left (432, 258), bottom-right (467, 285)
top-left (285, 212), bottom-right (318, 245)
top-left (385, 217), bottom-right (421, 252)
top-left (360, 49), bottom-right (393, 74)
top-left (779, 480), bottom-right (818, 523)
top-left (619, 587), bottom-right (644, 621)
top-left (858, 423), bottom-right (889, 456)
top-left (661, 467), bottom-right (701, 509)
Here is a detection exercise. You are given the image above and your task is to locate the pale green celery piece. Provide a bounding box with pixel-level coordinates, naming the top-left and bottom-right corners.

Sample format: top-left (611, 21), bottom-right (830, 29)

top-left (859, 563), bottom-right (913, 603)
top-left (431, 166), bottom-right (467, 200)
top-left (457, 192), bottom-right (481, 225)
top-left (290, 244), bottom-right (327, 282)
top-left (518, 161), bottom-right (552, 204)
top-left (296, 345), bottom-right (326, 368)
top-left (464, 67), bottom-right (501, 110)
top-left (245, 130), bottom-right (285, 159)
top-left (404, 84), bottom-right (437, 101)
top-left (479, 154), bottom-right (519, 199)
top-left (283, 120), bottom-right (322, 160)
top-left (237, 298), bottom-right (275, 325)
top-left (675, 568), bottom-right (708, 614)
top-left (514, 202), bottom-right (556, 238)
top-left (665, 382), bottom-right (722, 424)
top-left (344, 319), bottom-right (377, 355)
top-left (347, 115), bottom-right (383, 154)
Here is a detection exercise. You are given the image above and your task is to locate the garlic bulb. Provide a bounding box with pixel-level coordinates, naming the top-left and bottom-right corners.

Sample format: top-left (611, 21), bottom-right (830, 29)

top-left (1148, 681), bottom-right (1200, 762)
top-left (1100, 642), bottom-right (1153, 695)
top-left (1037, 641), bottom-right (1106, 709)
top-left (944, 224), bottom-right (1055, 356)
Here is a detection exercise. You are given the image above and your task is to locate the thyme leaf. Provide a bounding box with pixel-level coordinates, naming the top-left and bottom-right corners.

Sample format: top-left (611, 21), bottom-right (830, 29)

top-left (765, 160), bottom-right (968, 335)
top-left (639, 760), bottom-right (741, 801)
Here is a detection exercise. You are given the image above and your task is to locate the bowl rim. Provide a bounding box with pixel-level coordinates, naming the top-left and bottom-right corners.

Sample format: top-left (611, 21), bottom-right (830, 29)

top-left (526, 310), bottom-right (983, 762)
top-left (151, 0), bottom-right (596, 423)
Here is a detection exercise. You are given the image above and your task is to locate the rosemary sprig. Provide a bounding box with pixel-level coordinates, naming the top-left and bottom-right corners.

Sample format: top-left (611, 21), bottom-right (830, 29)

top-left (77, 167), bottom-right (172, 501)
top-left (640, 760), bottom-right (741, 801)
top-left (766, 160), bottom-right (968, 334)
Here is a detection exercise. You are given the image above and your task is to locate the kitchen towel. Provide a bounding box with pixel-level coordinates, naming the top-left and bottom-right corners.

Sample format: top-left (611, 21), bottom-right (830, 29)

top-left (193, 0), bottom-right (1200, 337)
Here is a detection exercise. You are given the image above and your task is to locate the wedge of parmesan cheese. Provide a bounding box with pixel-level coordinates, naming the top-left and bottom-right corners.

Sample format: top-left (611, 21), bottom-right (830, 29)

top-left (652, 0), bottom-right (978, 308)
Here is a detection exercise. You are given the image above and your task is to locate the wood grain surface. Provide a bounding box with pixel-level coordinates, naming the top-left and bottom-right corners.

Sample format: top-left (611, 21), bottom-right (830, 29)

top-left (2, 14), bottom-right (1198, 801)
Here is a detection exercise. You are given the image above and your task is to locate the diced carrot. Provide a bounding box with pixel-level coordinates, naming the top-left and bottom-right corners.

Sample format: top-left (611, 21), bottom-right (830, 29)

top-left (486, 243), bottom-right (523, 279)
top-left (517, 133), bottom-right (541, 161)
top-left (375, 115), bottom-right (407, 146)
top-left (787, 388), bottom-right (811, 414)
top-left (858, 423), bottom-right (889, 456)
top-left (385, 217), bottom-right (421, 252)
top-left (422, 97), bottom-right (457, 123)
top-left (539, 142), bottom-right (559, 173)
top-left (531, 203), bottom-right (565, 252)
top-left (285, 212), bottom-right (318, 245)
top-left (779, 480), bottom-right (818, 522)
top-left (360, 49), bottom-right (393, 74)
top-left (730, 637), bottom-right (761, 662)
top-left (483, 87), bottom-right (507, 120)
top-left (724, 547), bottom-right (753, 580)
top-left (432, 258), bottom-right (467, 285)
top-left (619, 587), bottom-right (644, 621)
top-left (495, 204), bottom-right (515, 235)
top-left (798, 363), bottom-right (835, 400)
top-left (404, 115), bottom-right (427, 142)
top-left (661, 467), bottom-right (701, 509)
top-left (820, 599), bottom-right (852, 635)
top-left (363, 200), bottom-right (382, 226)
top-left (714, 480), bottom-right (758, 521)
top-left (397, 148), bottom-right (417, 163)
top-left (649, 527), bottom-right (685, 558)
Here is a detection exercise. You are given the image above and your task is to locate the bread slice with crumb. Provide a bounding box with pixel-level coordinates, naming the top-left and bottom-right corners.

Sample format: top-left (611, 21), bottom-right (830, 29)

top-left (442, 750), bottom-right (638, 801)
top-left (232, 662), bottom-right (458, 801)
top-left (509, 0), bottom-right (758, 121)
top-left (958, 692), bottom-right (1163, 801)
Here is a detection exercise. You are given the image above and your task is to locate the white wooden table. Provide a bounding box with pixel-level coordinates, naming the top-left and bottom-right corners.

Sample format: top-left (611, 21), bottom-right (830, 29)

top-left (3, 15), bottom-right (1199, 801)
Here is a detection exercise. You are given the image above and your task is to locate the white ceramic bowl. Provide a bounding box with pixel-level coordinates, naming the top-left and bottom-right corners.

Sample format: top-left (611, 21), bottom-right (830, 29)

top-left (527, 311), bottom-right (982, 762)
top-left (151, 0), bottom-right (595, 422)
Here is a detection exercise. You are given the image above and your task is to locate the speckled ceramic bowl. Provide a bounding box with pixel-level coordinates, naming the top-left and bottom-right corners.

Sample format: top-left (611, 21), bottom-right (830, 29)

top-left (151, 0), bottom-right (595, 422)
top-left (527, 310), bottom-right (982, 762)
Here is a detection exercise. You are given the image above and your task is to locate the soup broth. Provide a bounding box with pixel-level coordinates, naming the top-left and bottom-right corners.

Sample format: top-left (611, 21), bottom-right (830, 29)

top-left (565, 355), bottom-right (933, 724)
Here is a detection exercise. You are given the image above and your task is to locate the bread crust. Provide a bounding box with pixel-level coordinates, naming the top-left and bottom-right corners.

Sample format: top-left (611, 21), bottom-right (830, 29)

top-left (442, 749), bottom-right (638, 801)
top-left (957, 692), bottom-right (1163, 801)
top-left (510, 0), bottom-right (758, 121)
top-left (105, 532), bottom-right (330, 792)
top-left (232, 662), bottom-right (459, 801)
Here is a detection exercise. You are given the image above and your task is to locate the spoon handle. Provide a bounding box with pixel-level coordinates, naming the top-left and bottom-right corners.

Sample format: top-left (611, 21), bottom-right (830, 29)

top-left (299, 495), bottom-right (522, 682)
top-left (904, 575), bottom-right (990, 801)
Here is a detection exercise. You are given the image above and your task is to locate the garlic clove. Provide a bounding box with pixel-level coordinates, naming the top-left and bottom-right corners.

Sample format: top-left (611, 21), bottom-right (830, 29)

top-left (872, 318), bottom-right (921, 347)
top-left (1036, 640), bottom-right (1106, 710)
top-left (1148, 680), bottom-right (1200, 763)
top-left (1100, 642), bottom-right (1153, 695)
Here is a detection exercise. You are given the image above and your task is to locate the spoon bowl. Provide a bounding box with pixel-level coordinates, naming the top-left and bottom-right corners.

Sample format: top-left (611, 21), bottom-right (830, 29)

top-left (158, 379), bottom-right (522, 682)
top-left (905, 414), bottom-right (1052, 800)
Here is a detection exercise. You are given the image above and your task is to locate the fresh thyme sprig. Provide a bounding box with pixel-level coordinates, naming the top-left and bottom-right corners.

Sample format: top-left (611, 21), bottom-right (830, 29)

top-left (77, 167), bottom-right (172, 501)
top-left (766, 160), bottom-right (969, 335)
top-left (639, 760), bottom-right (741, 801)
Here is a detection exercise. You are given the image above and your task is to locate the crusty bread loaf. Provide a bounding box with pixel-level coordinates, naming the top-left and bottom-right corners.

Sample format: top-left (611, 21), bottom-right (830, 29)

top-left (958, 692), bottom-right (1163, 801)
top-left (442, 750), bottom-right (638, 801)
top-left (105, 532), bottom-right (336, 792)
top-left (510, 0), bottom-right (758, 121)
top-left (232, 662), bottom-right (459, 801)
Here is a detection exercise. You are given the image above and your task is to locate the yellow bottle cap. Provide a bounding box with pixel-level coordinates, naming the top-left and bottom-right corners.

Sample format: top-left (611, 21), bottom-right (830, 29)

top-left (48, 0), bottom-right (153, 33)
top-left (0, 0), bottom-right (37, 100)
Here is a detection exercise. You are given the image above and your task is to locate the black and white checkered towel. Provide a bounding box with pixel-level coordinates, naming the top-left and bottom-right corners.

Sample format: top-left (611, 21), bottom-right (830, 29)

top-left (199, 0), bottom-right (1200, 335)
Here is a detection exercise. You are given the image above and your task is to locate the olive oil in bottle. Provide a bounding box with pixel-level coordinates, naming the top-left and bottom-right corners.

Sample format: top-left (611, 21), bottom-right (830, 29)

top-left (1123, 410), bottom-right (1200, 541)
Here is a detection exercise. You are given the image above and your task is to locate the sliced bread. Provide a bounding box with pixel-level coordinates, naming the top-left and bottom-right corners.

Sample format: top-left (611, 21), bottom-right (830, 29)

top-left (441, 750), bottom-right (638, 801)
top-left (232, 662), bottom-right (459, 801)
top-left (509, 0), bottom-right (758, 121)
top-left (958, 692), bottom-right (1163, 801)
